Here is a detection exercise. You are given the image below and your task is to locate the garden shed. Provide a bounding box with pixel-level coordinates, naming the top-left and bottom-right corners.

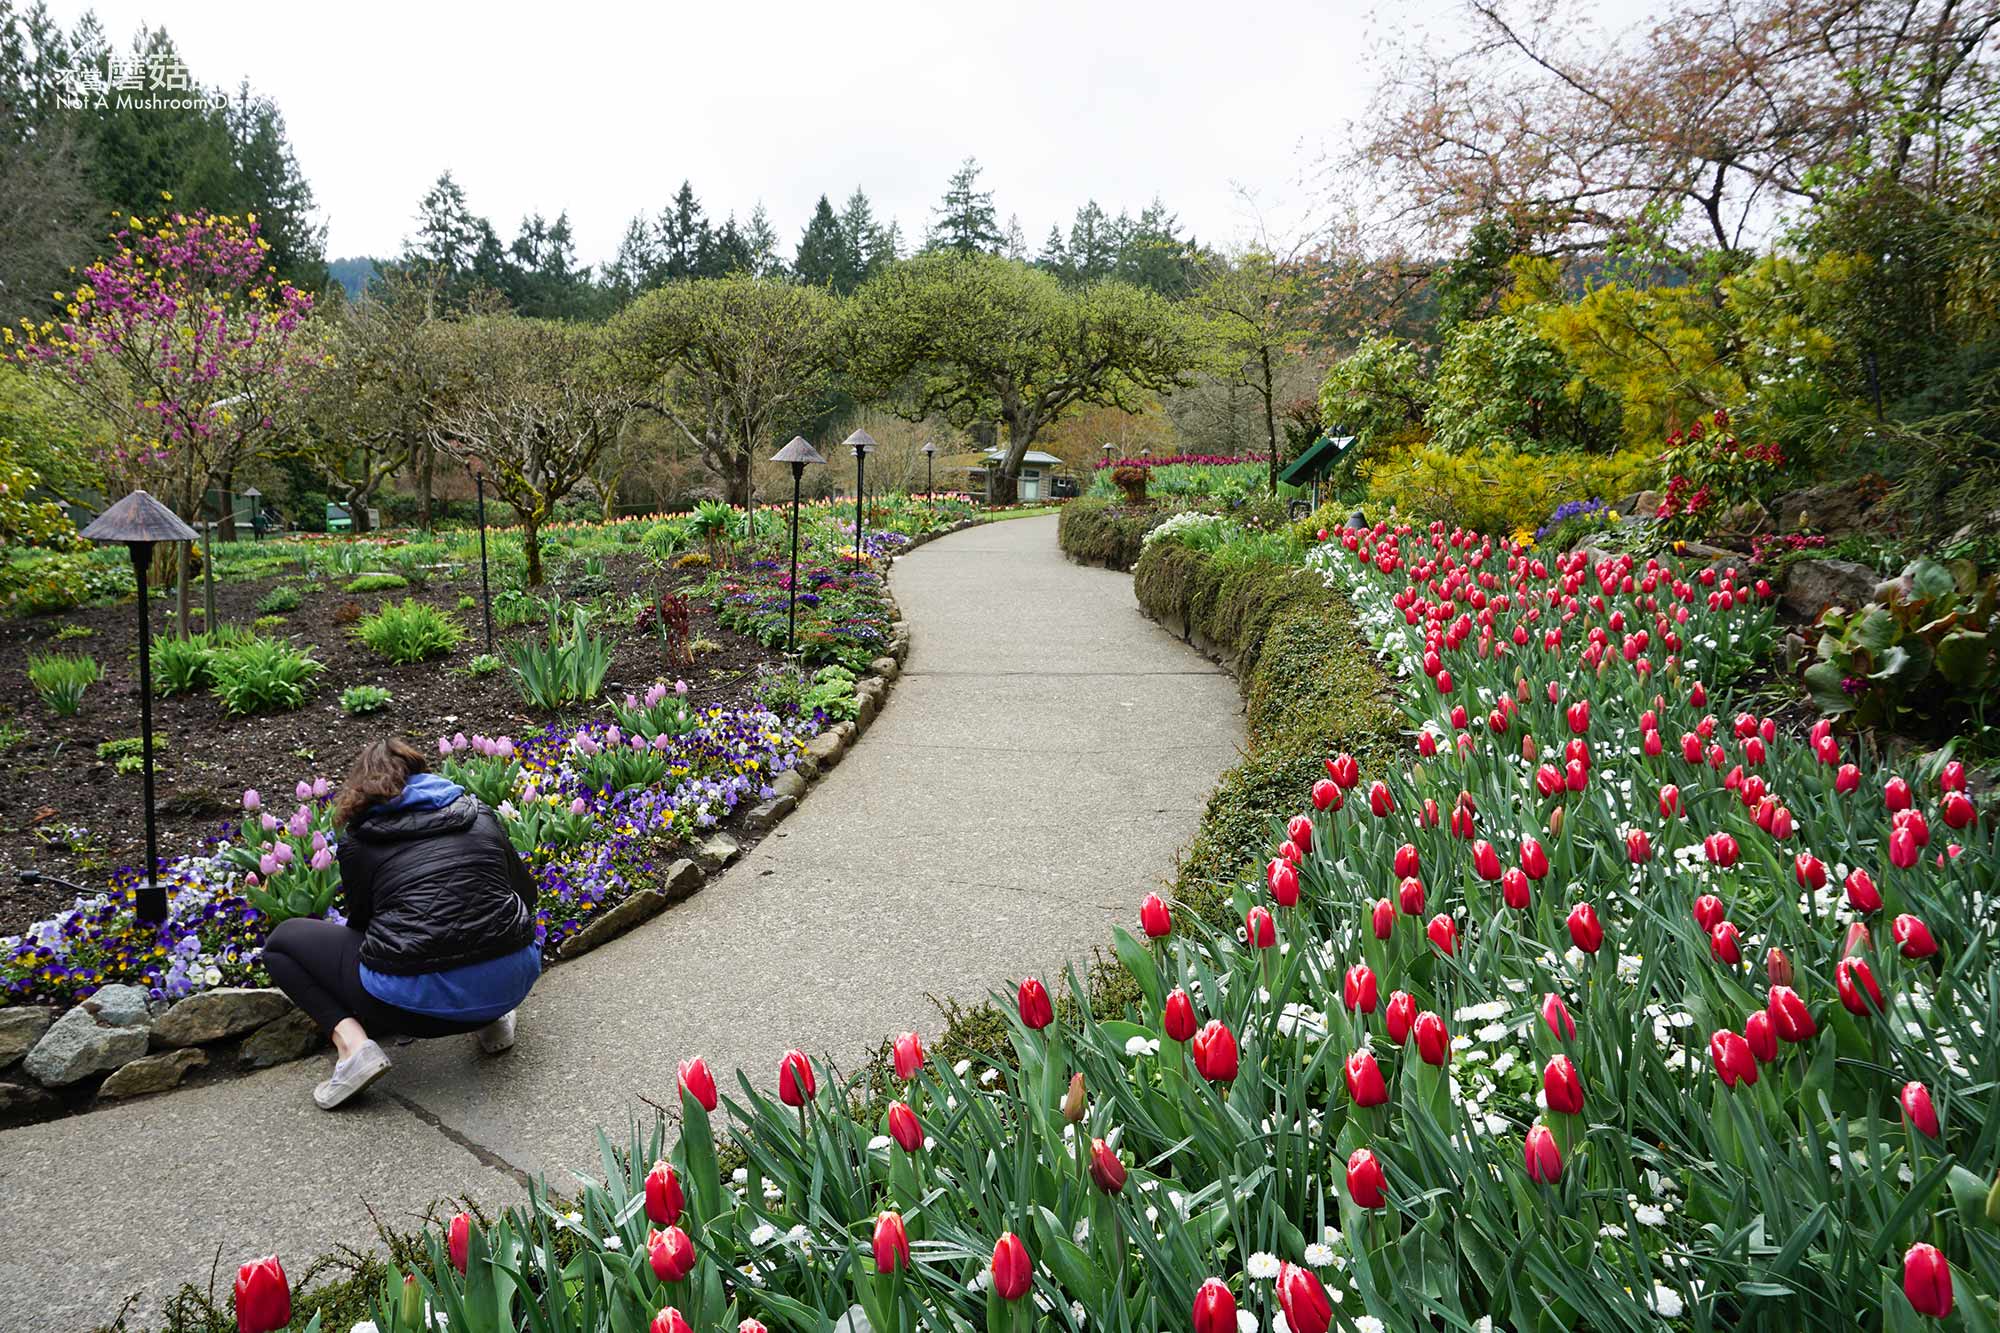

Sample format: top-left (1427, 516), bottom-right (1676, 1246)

top-left (969, 448), bottom-right (1067, 503)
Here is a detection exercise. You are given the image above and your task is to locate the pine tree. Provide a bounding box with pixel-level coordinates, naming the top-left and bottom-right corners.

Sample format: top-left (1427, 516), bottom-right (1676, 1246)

top-left (701, 215), bottom-right (755, 277)
top-left (603, 213), bottom-right (663, 300)
top-left (1066, 200), bottom-right (1118, 283)
top-left (837, 187), bottom-right (879, 292)
top-left (660, 180), bottom-right (709, 281)
top-left (869, 219), bottom-right (904, 273)
top-left (793, 194), bottom-right (847, 288)
top-left (405, 171), bottom-right (483, 274)
top-left (1003, 213), bottom-right (1028, 261)
top-left (744, 203), bottom-right (783, 278)
top-left (1117, 196), bottom-right (1195, 295)
top-left (1036, 225), bottom-right (1070, 281)
top-left (928, 157), bottom-right (1003, 255)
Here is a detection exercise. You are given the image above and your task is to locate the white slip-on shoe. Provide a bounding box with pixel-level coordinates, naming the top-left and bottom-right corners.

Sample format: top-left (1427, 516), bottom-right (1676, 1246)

top-left (313, 1039), bottom-right (391, 1109)
top-left (475, 1010), bottom-right (517, 1055)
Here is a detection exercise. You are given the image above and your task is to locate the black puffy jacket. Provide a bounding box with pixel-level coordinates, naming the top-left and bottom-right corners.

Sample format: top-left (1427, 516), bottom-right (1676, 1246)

top-left (337, 792), bottom-right (537, 975)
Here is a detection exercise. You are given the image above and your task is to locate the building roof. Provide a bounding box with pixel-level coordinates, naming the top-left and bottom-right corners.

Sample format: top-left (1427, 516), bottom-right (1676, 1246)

top-left (982, 448), bottom-right (1066, 467)
top-left (1278, 435), bottom-right (1357, 485)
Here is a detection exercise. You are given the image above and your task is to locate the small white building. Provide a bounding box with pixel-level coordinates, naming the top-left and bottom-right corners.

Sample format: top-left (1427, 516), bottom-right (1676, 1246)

top-left (976, 448), bottom-right (1066, 502)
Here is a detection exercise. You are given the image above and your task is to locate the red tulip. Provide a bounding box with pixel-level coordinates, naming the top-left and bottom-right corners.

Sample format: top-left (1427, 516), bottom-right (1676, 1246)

top-left (1524, 1124), bottom-right (1563, 1182)
top-left (1892, 913), bottom-right (1938, 960)
top-left (1767, 985), bottom-right (1817, 1042)
top-left (1385, 990), bottom-right (1416, 1043)
top-left (778, 1049), bottom-right (816, 1106)
top-left (1342, 963), bottom-right (1378, 1014)
top-left (888, 1100), bottom-right (922, 1152)
top-left (1703, 832), bottom-right (1739, 868)
top-left (1900, 1080), bottom-right (1940, 1139)
top-left (1692, 894), bottom-right (1725, 932)
top-left (1743, 1009), bottom-right (1777, 1062)
top-left (1191, 1020), bottom-right (1239, 1084)
top-left (1791, 852), bottom-right (1826, 892)
top-left (677, 1057), bottom-right (717, 1112)
top-left (1541, 992), bottom-right (1575, 1040)
top-left (1287, 813), bottom-right (1314, 853)
top-left (1394, 843), bottom-right (1420, 878)
top-left (1836, 957), bottom-right (1885, 1015)
top-left (1904, 1243), bottom-right (1954, 1318)
top-left (650, 1309), bottom-right (693, 1333)
top-left (1139, 893), bottom-right (1172, 938)
top-left (1844, 920), bottom-right (1873, 958)
top-left (1277, 1262), bottom-right (1334, 1333)
top-left (1397, 874), bottom-right (1426, 916)
top-left (1566, 700), bottom-right (1590, 734)
top-left (1941, 760), bottom-right (1967, 791)
top-left (1344, 1049), bottom-right (1388, 1107)
top-left (1088, 1137), bottom-right (1126, 1193)
top-left (991, 1232), bottom-right (1032, 1301)
top-left (1426, 914), bottom-right (1458, 955)
top-left (1885, 775), bottom-right (1912, 811)
top-left (648, 1225), bottom-right (695, 1283)
top-left (233, 1256), bottom-right (290, 1333)
top-left (1413, 1010), bottom-right (1451, 1065)
top-left (1369, 781), bottom-right (1395, 816)
top-left (1626, 829), bottom-right (1652, 863)
top-left (1765, 946), bottom-right (1793, 987)
top-left (1710, 920), bottom-right (1742, 965)
top-left (447, 1211), bottom-right (471, 1274)
top-left (1943, 791), bottom-right (1976, 829)
top-left (1017, 978), bottom-right (1053, 1030)
top-left (1326, 752), bottom-right (1359, 788)
top-left (1346, 1147), bottom-right (1388, 1207)
top-left (1192, 1278), bottom-right (1236, 1333)
top-left (1163, 987), bottom-right (1196, 1043)
top-left (1835, 763), bottom-right (1861, 794)
top-left (1311, 778), bottom-right (1342, 810)
top-left (1566, 902), bottom-right (1603, 953)
top-left (1245, 906), bottom-right (1276, 949)
top-left (644, 1161), bottom-right (683, 1227)
top-left (1472, 838), bottom-right (1503, 880)
top-left (1267, 858), bottom-right (1300, 906)
top-left (1371, 897), bottom-right (1395, 940)
top-left (1890, 825), bottom-right (1921, 868)
top-left (1542, 1054), bottom-right (1584, 1114)
top-left (1501, 866), bottom-right (1531, 910)
top-left (892, 1031), bottom-right (925, 1081)
top-left (1659, 784), bottom-right (1682, 818)
top-left (1845, 868), bottom-right (1881, 913)
top-left (1709, 1029), bottom-right (1758, 1088)
top-left (1450, 800), bottom-right (1477, 840)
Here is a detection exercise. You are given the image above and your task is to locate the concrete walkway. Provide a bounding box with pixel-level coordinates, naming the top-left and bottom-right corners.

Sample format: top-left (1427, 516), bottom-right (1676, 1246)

top-left (0, 515), bottom-right (1243, 1332)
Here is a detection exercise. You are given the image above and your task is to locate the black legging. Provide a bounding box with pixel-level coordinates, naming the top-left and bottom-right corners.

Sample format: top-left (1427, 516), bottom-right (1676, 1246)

top-left (262, 917), bottom-right (493, 1040)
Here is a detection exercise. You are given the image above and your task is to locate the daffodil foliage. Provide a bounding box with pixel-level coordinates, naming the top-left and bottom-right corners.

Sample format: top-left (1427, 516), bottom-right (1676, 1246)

top-left (325, 522), bottom-right (1994, 1333)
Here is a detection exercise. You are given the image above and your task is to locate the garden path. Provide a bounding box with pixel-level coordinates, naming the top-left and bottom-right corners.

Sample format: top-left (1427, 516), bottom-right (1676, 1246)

top-left (0, 514), bottom-right (1244, 1332)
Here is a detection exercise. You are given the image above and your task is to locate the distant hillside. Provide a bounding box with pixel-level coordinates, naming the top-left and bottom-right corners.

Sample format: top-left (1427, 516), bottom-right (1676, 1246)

top-left (326, 256), bottom-right (381, 301)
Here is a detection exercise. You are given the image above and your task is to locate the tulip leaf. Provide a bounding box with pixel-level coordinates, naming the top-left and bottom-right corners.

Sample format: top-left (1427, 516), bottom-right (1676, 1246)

top-left (1111, 926), bottom-right (1164, 1015)
top-left (1033, 1205), bottom-right (1110, 1305)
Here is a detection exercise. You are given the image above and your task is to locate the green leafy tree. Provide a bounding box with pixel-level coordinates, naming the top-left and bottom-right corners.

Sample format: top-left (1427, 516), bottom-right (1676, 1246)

top-left (1317, 335), bottom-right (1431, 453)
top-left (1429, 311), bottom-right (1621, 454)
top-left (1198, 246), bottom-right (1319, 493)
top-left (927, 157), bottom-right (1003, 255)
top-left (611, 276), bottom-right (838, 505)
top-left (844, 253), bottom-right (1206, 501)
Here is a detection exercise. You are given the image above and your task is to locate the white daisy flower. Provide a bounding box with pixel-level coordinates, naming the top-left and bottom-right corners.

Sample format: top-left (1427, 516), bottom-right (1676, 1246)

top-left (1303, 1243), bottom-right (1335, 1267)
top-left (1247, 1251), bottom-right (1280, 1280)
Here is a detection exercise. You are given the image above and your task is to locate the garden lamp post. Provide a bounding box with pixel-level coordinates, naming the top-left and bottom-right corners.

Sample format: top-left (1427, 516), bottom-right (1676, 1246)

top-left (922, 441), bottom-right (936, 499)
top-left (82, 490), bottom-right (198, 925)
top-left (846, 428), bottom-right (876, 565)
top-left (470, 459), bottom-right (494, 653)
top-left (771, 435), bottom-right (826, 655)
top-left (241, 485), bottom-right (262, 540)
top-left (1101, 442), bottom-right (1114, 465)
top-left (202, 521), bottom-right (217, 628)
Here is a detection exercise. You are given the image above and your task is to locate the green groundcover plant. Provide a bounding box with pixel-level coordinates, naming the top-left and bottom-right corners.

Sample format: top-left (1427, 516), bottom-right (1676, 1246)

top-left (213, 516), bottom-right (1996, 1333)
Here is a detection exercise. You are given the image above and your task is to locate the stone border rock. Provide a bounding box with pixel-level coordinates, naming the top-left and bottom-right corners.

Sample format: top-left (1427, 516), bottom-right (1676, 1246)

top-left (0, 515), bottom-right (982, 1128)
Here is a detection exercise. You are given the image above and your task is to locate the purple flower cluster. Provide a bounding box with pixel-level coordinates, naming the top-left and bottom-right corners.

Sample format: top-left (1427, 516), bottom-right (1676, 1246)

top-left (1535, 498), bottom-right (1609, 540)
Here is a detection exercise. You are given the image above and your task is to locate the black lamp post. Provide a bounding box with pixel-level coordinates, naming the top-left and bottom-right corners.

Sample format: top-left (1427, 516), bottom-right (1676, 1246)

top-left (241, 485), bottom-right (262, 541)
top-left (845, 428), bottom-right (876, 565)
top-left (471, 460), bottom-right (494, 653)
top-left (771, 435), bottom-right (826, 655)
top-left (922, 441), bottom-right (936, 499)
top-left (82, 490), bottom-right (198, 924)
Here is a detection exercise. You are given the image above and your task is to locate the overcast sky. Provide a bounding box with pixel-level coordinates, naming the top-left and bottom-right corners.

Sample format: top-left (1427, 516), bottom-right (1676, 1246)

top-left (47, 0), bottom-right (1642, 268)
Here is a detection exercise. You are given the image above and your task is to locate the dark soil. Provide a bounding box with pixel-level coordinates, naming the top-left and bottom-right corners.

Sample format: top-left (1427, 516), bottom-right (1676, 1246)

top-left (0, 549), bottom-right (775, 935)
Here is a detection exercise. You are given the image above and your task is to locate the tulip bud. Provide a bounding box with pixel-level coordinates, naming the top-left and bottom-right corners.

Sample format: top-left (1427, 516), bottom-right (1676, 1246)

top-left (1345, 1147), bottom-right (1388, 1207)
top-left (233, 1256), bottom-right (291, 1333)
top-left (1626, 829), bottom-right (1652, 863)
top-left (1369, 781), bottom-right (1395, 816)
top-left (1542, 1054), bottom-right (1584, 1114)
top-left (1524, 1124), bottom-right (1563, 1183)
top-left (1426, 913), bottom-right (1458, 955)
top-left (1710, 920), bottom-right (1742, 966)
top-left (1942, 791), bottom-right (1976, 830)
top-left (1547, 804), bottom-right (1565, 836)
top-left (677, 1057), bottom-right (717, 1113)
top-left (1385, 990), bottom-right (1416, 1044)
top-left (1900, 1080), bottom-right (1940, 1139)
top-left (1743, 1009), bottom-right (1777, 1062)
top-left (1191, 1020), bottom-right (1239, 1084)
top-left (1163, 987), bottom-right (1196, 1043)
top-left (873, 1211), bottom-right (910, 1275)
top-left (1344, 1049), bottom-right (1388, 1107)
top-left (1394, 842), bottom-right (1420, 878)
top-left (1413, 1010), bottom-right (1450, 1065)
top-left (1139, 893), bottom-right (1172, 938)
top-left (1277, 1262), bottom-right (1334, 1333)
top-left (991, 1232), bottom-right (1032, 1300)
top-left (778, 1049), bottom-right (816, 1106)
top-left (1541, 992), bottom-right (1575, 1040)
top-left (888, 1100), bottom-right (922, 1152)
top-left (644, 1161), bottom-right (683, 1227)
top-left (1244, 905), bottom-right (1277, 949)
top-left (1088, 1137), bottom-right (1126, 1193)
top-left (650, 1309), bottom-right (693, 1333)
top-left (1844, 868), bottom-right (1881, 913)
top-left (1192, 1278), bottom-right (1237, 1333)
top-left (1501, 866), bottom-right (1531, 910)
top-left (1061, 1072), bottom-right (1086, 1123)
top-left (1371, 897), bottom-right (1395, 940)
top-left (1709, 1029), bottom-right (1758, 1088)
top-left (1016, 978), bottom-right (1054, 1030)
top-left (1835, 763), bottom-right (1861, 794)
top-left (1903, 1242), bottom-right (1954, 1318)
top-left (1892, 913), bottom-right (1938, 960)
top-left (1311, 777), bottom-right (1343, 810)
top-left (1835, 957), bottom-right (1885, 1016)
top-left (1566, 902), bottom-right (1603, 953)
top-left (1267, 859), bottom-right (1300, 906)
top-left (1885, 776), bottom-right (1913, 811)
top-left (1397, 874), bottom-right (1426, 916)
top-left (1693, 894), bottom-right (1725, 932)
top-left (1342, 963), bottom-right (1378, 1014)
top-left (647, 1225), bottom-right (696, 1283)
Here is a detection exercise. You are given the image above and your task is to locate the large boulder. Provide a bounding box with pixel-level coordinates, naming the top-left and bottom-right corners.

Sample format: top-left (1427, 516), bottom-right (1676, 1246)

top-left (151, 988), bottom-right (293, 1048)
top-left (22, 985), bottom-right (154, 1086)
top-left (100, 1048), bottom-right (207, 1100)
top-left (1769, 481), bottom-right (1877, 535)
top-left (0, 1007), bottom-right (55, 1069)
top-left (1784, 559), bottom-right (1879, 621)
top-left (239, 1010), bottom-right (324, 1069)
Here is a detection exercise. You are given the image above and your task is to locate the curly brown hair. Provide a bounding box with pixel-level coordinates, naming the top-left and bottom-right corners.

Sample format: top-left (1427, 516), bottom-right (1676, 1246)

top-left (333, 736), bottom-right (429, 827)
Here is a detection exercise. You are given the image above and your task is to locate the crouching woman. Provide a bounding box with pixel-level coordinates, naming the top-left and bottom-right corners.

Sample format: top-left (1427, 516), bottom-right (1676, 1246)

top-left (262, 737), bottom-right (541, 1109)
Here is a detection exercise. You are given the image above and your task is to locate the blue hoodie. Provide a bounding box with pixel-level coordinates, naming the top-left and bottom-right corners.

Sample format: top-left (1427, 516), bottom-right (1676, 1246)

top-left (356, 773), bottom-right (541, 1022)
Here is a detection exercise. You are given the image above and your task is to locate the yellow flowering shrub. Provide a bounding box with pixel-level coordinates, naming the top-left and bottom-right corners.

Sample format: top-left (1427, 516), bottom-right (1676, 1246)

top-left (1362, 442), bottom-right (1652, 535)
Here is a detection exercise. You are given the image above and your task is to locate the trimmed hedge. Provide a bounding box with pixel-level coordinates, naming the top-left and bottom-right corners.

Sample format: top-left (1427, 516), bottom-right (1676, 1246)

top-left (1055, 496), bottom-right (1169, 570)
top-left (1133, 535), bottom-right (1401, 926)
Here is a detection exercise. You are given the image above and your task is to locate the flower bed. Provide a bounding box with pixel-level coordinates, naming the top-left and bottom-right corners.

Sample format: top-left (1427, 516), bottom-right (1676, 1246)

top-left (264, 516), bottom-right (2000, 1333)
top-left (2, 698), bottom-right (812, 1011)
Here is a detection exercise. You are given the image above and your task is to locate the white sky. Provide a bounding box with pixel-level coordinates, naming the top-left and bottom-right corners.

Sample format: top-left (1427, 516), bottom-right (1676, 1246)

top-left (47, 0), bottom-right (1644, 267)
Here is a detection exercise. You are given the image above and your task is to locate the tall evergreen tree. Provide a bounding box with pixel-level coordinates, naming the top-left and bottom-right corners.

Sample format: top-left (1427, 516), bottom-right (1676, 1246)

top-left (793, 194), bottom-right (847, 288)
top-left (837, 186), bottom-right (880, 293)
top-left (405, 171), bottom-right (484, 274)
top-left (1003, 213), bottom-right (1028, 261)
top-left (744, 202), bottom-right (783, 278)
top-left (602, 213), bottom-right (663, 302)
top-left (659, 180), bottom-right (709, 281)
top-left (1066, 200), bottom-right (1119, 284)
top-left (869, 219), bottom-right (904, 272)
top-left (1037, 225), bottom-right (1070, 280)
top-left (928, 156), bottom-right (1002, 254)
top-left (700, 214), bottom-right (754, 277)
top-left (1116, 196), bottom-right (1196, 295)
